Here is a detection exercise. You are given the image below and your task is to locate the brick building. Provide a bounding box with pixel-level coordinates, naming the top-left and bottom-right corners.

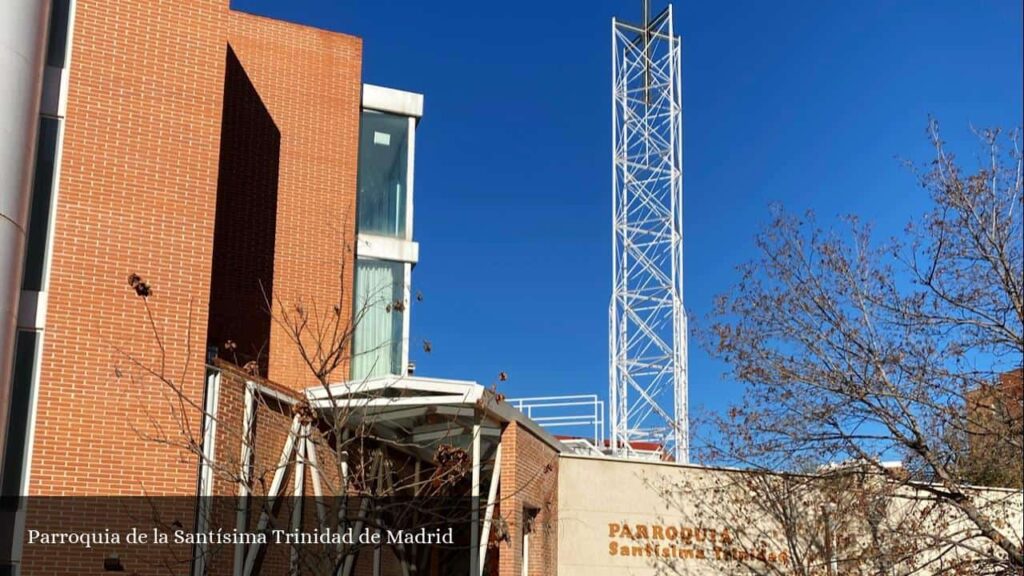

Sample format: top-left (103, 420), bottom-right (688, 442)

top-left (0, 1), bottom-right (560, 574)
top-left (964, 369), bottom-right (1024, 489)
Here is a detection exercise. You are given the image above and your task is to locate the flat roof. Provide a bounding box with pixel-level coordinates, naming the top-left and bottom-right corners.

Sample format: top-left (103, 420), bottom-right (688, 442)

top-left (308, 374), bottom-right (565, 452)
top-left (363, 84), bottom-right (424, 118)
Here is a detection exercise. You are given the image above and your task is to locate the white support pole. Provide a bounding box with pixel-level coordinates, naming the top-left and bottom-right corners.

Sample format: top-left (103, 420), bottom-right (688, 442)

top-left (608, 15), bottom-right (621, 459)
top-left (304, 433), bottom-right (329, 532)
top-left (469, 423), bottom-right (481, 576)
top-left (266, 416), bottom-right (302, 503)
top-left (290, 425), bottom-right (307, 576)
top-left (372, 457), bottom-right (385, 576)
top-left (234, 381), bottom-right (256, 576)
top-left (409, 459), bottom-right (421, 570)
top-left (381, 466), bottom-right (412, 576)
top-left (341, 449), bottom-right (377, 576)
top-left (477, 442), bottom-right (502, 573)
top-left (194, 369), bottom-right (221, 576)
top-left (340, 458), bottom-right (374, 576)
top-left (335, 429), bottom-right (351, 558)
top-left (197, 370), bottom-right (221, 496)
top-left (339, 497), bottom-right (370, 576)
top-left (244, 415), bottom-right (301, 576)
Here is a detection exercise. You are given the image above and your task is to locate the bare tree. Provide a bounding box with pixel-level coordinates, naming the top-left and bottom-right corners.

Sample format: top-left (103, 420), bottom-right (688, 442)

top-left (645, 459), bottom-right (1010, 576)
top-left (113, 267), bottom-right (448, 573)
top-left (700, 121), bottom-right (1023, 574)
top-left (106, 248), bottom-right (555, 576)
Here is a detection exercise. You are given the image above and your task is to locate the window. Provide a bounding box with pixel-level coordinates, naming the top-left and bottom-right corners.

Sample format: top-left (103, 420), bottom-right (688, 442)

top-left (22, 117), bottom-right (59, 291)
top-left (45, 0), bottom-right (71, 68)
top-left (2, 330), bottom-right (38, 498)
top-left (351, 259), bottom-right (405, 380)
top-left (357, 111), bottom-right (409, 238)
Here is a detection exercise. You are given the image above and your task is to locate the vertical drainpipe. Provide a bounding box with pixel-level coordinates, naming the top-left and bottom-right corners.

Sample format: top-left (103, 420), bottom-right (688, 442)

top-left (0, 0), bottom-right (51, 476)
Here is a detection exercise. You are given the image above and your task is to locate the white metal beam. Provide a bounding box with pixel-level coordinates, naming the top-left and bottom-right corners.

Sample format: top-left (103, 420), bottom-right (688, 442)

top-left (244, 415), bottom-right (301, 576)
top-left (290, 426), bottom-right (306, 576)
top-left (305, 434), bottom-right (329, 532)
top-left (478, 442), bottom-right (502, 573)
top-left (194, 369), bottom-right (221, 576)
top-left (234, 381), bottom-right (256, 576)
top-left (469, 423), bottom-right (481, 576)
top-left (309, 393), bottom-right (480, 410)
top-left (409, 426), bottom-right (500, 445)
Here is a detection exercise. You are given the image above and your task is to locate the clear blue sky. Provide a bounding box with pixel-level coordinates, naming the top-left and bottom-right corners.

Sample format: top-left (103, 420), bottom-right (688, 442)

top-left (232, 0), bottom-right (1023, 436)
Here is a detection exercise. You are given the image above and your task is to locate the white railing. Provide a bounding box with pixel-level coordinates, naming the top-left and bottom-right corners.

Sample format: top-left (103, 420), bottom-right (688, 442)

top-left (507, 394), bottom-right (605, 449)
top-left (559, 437), bottom-right (605, 457)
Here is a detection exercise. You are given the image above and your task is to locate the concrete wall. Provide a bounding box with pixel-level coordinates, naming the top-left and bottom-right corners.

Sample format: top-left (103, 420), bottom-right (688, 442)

top-left (558, 455), bottom-right (763, 576)
top-left (558, 454), bottom-right (1024, 576)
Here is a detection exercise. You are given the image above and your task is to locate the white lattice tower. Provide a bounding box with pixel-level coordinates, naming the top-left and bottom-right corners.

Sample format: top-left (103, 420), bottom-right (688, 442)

top-left (609, 1), bottom-right (688, 462)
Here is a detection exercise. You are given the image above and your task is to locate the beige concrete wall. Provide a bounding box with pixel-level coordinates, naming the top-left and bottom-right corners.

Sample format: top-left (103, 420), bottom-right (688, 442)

top-left (557, 454), bottom-right (1024, 576)
top-left (557, 455), bottom-right (772, 576)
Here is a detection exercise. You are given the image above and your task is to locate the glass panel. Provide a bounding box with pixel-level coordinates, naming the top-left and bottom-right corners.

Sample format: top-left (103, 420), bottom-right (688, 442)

top-left (351, 259), bottom-right (404, 380)
top-left (2, 330), bottom-right (38, 498)
top-left (357, 111), bottom-right (408, 238)
top-left (46, 0), bottom-right (71, 68)
top-left (22, 117), bottom-right (59, 291)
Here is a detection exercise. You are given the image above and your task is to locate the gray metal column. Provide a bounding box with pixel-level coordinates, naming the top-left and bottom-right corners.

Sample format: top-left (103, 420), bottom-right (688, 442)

top-left (0, 0), bottom-right (51, 476)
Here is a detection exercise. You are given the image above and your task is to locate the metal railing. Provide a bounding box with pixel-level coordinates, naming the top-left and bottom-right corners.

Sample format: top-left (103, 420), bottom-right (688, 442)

top-left (507, 394), bottom-right (605, 449)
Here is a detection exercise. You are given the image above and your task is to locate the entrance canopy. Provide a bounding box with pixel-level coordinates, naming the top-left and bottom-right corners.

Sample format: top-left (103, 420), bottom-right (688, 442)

top-left (304, 375), bottom-right (503, 461)
top-left (302, 374), bottom-right (561, 575)
top-left (304, 374), bottom-right (561, 455)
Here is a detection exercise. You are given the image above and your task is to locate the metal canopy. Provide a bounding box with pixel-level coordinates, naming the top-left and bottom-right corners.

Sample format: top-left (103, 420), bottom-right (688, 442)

top-left (305, 375), bottom-right (503, 576)
top-left (218, 375), bottom-right (511, 576)
top-left (306, 375), bottom-right (503, 462)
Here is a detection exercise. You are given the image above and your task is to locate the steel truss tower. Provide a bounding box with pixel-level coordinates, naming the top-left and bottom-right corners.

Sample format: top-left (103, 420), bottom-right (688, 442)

top-left (609, 1), bottom-right (688, 462)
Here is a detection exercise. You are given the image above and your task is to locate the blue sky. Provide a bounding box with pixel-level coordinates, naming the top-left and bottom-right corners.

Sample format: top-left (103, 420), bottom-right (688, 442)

top-left (232, 0), bottom-right (1023, 439)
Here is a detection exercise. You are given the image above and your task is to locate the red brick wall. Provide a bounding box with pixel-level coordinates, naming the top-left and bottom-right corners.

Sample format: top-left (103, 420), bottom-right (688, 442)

top-left (206, 46), bottom-right (281, 377)
top-left (497, 422), bottom-right (559, 576)
top-left (226, 12), bottom-right (363, 391)
top-left (23, 2), bottom-right (363, 571)
top-left (29, 0), bottom-right (229, 497)
top-left (20, 2), bottom-right (229, 572)
top-left (29, 1), bottom-right (363, 497)
top-left (208, 365), bottom-right (313, 576)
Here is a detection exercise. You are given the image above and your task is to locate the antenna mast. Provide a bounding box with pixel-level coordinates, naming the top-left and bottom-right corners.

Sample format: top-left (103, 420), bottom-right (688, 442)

top-left (609, 0), bottom-right (688, 462)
